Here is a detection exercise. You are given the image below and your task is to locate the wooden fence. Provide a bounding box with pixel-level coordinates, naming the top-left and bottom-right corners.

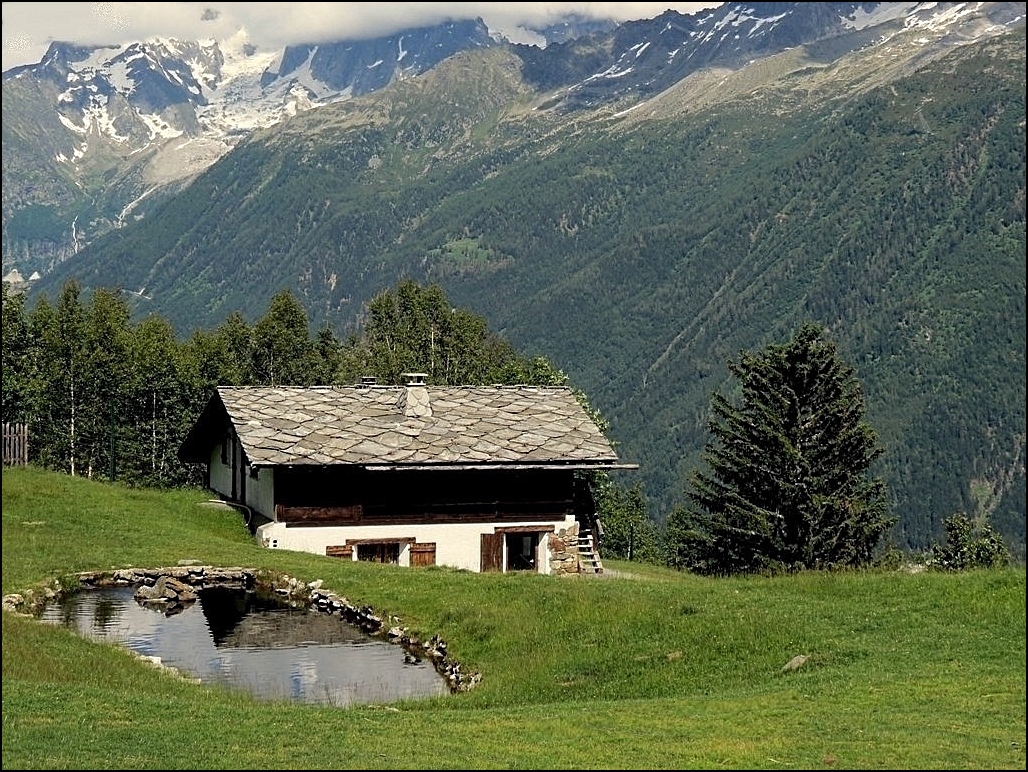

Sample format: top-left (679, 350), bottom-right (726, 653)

top-left (3, 423), bottom-right (28, 466)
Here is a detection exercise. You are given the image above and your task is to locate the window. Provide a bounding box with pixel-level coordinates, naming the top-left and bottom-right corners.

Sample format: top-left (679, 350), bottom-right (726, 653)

top-left (357, 542), bottom-right (400, 564)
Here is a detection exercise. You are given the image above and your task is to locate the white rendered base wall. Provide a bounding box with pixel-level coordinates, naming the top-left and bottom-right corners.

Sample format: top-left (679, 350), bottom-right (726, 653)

top-left (255, 517), bottom-right (579, 574)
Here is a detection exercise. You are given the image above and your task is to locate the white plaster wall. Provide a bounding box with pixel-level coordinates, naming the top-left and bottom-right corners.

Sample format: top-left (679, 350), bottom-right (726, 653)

top-left (208, 445), bottom-right (233, 498)
top-left (255, 515), bottom-right (578, 574)
top-left (245, 467), bottom-right (275, 521)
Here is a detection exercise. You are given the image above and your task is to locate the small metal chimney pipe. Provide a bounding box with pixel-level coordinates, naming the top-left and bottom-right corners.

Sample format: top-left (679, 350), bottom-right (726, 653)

top-left (359, 376), bottom-right (377, 387)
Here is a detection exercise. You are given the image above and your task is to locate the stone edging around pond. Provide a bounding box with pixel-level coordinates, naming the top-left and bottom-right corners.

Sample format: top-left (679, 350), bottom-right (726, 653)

top-left (1, 564), bottom-right (482, 694)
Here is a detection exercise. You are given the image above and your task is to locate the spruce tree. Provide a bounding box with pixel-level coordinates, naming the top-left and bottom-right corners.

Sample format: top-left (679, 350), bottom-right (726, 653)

top-left (672, 322), bottom-right (895, 575)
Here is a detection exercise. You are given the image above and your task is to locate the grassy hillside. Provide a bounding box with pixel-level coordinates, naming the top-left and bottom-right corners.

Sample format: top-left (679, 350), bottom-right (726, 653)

top-left (3, 466), bottom-right (1025, 769)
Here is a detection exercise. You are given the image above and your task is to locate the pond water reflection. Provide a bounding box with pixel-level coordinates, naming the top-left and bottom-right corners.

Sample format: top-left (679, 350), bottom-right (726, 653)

top-left (40, 585), bottom-right (451, 707)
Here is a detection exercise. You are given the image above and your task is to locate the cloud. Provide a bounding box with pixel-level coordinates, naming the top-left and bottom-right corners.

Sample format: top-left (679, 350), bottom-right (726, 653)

top-left (2, 2), bottom-right (722, 72)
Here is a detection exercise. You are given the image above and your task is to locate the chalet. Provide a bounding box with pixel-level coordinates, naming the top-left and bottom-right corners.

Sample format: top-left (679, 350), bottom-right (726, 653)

top-left (178, 375), bottom-right (636, 575)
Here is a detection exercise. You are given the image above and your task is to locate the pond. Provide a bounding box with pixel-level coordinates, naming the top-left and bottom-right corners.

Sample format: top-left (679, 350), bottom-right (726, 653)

top-left (39, 585), bottom-right (452, 707)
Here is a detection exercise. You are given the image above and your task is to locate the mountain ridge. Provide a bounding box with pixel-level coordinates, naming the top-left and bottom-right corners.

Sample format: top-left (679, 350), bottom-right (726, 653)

top-left (7, 3), bottom-right (1024, 279)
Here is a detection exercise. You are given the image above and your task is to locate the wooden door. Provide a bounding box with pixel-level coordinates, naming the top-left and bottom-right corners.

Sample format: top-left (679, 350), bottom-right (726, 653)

top-left (480, 533), bottom-right (503, 572)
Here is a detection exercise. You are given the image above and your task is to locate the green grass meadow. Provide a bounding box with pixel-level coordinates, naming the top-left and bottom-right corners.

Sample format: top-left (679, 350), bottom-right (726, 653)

top-left (2, 465), bottom-right (1025, 769)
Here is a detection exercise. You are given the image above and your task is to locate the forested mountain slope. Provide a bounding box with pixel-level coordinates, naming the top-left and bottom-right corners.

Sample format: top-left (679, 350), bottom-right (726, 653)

top-left (26, 25), bottom-right (1027, 553)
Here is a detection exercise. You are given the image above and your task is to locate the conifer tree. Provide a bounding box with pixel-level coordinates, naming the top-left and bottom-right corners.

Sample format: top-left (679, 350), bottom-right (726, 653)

top-left (670, 322), bottom-right (895, 575)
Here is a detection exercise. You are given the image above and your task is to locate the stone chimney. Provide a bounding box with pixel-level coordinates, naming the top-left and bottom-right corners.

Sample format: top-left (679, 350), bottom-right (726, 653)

top-left (398, 372), bottom-right (431, 418)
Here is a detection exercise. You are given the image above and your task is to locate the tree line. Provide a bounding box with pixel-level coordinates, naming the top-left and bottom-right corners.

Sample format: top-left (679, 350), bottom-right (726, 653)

top-left (1, 279), bottom-right (563, 484)
top-left (2, 279), bottom-right (1008, 574)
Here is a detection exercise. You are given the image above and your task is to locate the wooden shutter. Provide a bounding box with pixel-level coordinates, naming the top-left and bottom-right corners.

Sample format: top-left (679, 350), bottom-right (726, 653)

top-left (410, 542), bottom-right (436, 567)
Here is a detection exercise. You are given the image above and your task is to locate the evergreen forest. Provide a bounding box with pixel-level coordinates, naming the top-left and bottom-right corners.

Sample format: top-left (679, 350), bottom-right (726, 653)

top-left (2, 278), bottom-right (1019, 568)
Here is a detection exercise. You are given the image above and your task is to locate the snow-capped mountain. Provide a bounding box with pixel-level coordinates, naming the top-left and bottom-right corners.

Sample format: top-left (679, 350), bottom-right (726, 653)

top-left (1, 18), bottom-right (502, 278)
top-left (514, 1), bottom-right (1026, 109)
top-left (2, 2), bottom-right (1024, 280)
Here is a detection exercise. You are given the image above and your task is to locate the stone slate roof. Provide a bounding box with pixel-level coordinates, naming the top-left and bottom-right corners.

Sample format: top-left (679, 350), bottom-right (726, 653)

top-left (180, 385), bottom-right (629, 469)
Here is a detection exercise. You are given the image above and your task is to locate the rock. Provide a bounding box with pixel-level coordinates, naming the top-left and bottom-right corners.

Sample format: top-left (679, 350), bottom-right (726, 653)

top-left (781, 654), bottom-right (809, 672)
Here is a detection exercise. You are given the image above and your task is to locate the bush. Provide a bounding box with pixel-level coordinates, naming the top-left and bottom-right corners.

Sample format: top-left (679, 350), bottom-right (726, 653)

top-left (926, 513), bottom-right (1011, 571)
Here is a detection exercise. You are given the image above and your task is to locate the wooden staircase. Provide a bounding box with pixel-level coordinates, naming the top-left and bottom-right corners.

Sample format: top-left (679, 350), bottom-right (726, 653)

top-left (577, 530), bottom-right (604, 574)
